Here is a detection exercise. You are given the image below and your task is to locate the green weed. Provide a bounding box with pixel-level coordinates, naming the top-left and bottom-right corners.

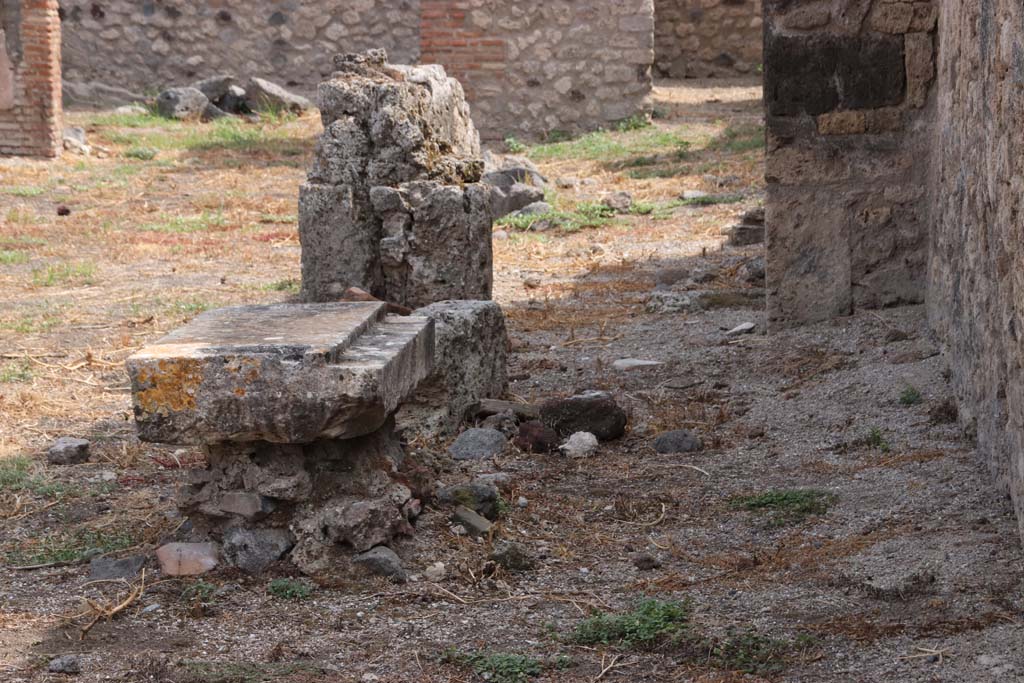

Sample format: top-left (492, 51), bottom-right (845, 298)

top-left (864, 427), bottom-right (891, 452)
top-left (444, 650), bottom-right (543, 683)
top-left (616, 114), bottom-right (652, 132)
top-left (267, 578), bottom-right (312, 601)
top-left (139, 211), bottom-right (226, 233)
top-left (5, 528), bottom-right (136, 566)
top-left (0, 361), bottom-right (32, 383)
top-left (124, 146), bottom-right (158, 160)
top-left (3, 186), bottom-right (45, 198)
top-left (572, 599), bottom-right (691, 649)
top-left (899, 387), bottom-right (923, 406)
top-left (262, 278), bottom-right (300, 293)
top-left (505, 136), bottom-right (527, 154)
top-left (31, 262), bottom-right (96, 287)
top-left (730, 489), bottom-right (836, 527)
top-left (0, 250), bottom-right (28, 265)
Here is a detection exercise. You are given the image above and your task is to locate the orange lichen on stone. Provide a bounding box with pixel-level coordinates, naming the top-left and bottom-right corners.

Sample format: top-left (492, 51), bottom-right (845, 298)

top-left (134, 359), bottom-right (204, 415)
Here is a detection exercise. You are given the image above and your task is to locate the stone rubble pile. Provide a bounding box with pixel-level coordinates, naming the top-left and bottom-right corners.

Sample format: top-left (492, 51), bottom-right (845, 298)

top-left (722, 206), bottom-right (766, 247)
top-left (155, 74), bottom-right (313, 122)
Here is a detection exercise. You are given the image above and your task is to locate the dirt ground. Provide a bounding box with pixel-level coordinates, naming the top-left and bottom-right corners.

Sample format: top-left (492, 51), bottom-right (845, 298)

top-left (1, 79), bottom-right (1022, 683)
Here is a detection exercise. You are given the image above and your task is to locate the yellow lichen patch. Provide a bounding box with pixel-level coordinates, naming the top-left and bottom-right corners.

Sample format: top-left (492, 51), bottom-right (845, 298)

top-left (134, 359), bottom-right (204, 415)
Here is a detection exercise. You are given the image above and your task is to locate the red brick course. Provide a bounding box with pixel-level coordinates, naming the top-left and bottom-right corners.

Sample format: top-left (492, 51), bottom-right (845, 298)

top-left (0, 0), bottom-right (62, 157)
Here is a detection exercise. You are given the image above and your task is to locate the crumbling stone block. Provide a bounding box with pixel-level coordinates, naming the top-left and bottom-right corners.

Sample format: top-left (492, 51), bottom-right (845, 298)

top-left (127, 302), bottom-right (433, 444)
top-left (395, 300), bottom-right (509, 437)
top-left (300, 51), bottom-right (493, 308)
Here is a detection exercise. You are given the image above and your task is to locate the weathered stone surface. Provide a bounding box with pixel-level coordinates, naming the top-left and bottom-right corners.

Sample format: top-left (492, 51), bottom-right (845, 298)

top-left (89, 555), bottom-right (146, 581)
top-left (652, 430), bottom-right (704, 454)
top-left (155, 87), bottom-right (209, 120)
top-left (438, 482), bottom-right (499, 519)
top-left (655, 0), bottom-right (762, 78)
top-left (353, 546), bottom-right (407, 582)
top-left (452, 505), bottom-right (493, 537)
top-left (127, 302), bottom-right (433, 445)
top-left (489, 542), bottom-right (537, 571)
top-left (192, 74), bottom-right (235, 103)
top-left (245, 77), bottom-right (313, 113)
top-left (300, 52), bottom-right (491, 307)
top-left (222, 527), bottom-right (294, 574)
top-left (448, 428), bottom-right (508, 461)
top-left (156, 543), bottom-right (219, 576)
top-left (396, 300), bottom-right (508, 437)
top-left (559, 432), bottom-right (600, 458)
top-left (513, 420), bottom-right (560, 454)
top-left (540, 391), bottom-right (627, 441)
top-left (47, 437), bottom-right (90, 465)
top-left (48, 655), bottom-right (81, 675)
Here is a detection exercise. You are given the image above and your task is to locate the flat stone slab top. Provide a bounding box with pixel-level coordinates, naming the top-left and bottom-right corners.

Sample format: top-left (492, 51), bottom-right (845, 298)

top-left (127, 302), bottom-right (433, 445)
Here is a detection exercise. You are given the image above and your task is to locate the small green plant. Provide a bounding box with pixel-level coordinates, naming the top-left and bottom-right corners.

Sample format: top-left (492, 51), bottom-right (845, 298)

top-left (616, 114), bottom-right (652, 132)
top-left (505, 136), bottom-right (527, 154)
top-left (268, 578), bottom-right (312, 601)
top-left (0, 361), bottom-right (32, 383)
top-left (899, 386), bottom-right (923, 406)
top-left (444, 650), bottom-right (543, 683)
top-left (124, 146), bottom-right (158, 160)
top-left (182, 580), bottom-right (217, 605)
top-left (730, 489), bottom-right (836, 527)
top-left (572, 599), bottom-right (691, 649)
top-left (0, 250), bottom-right (29, 265)
top-left (168, 299), bottom-right (210, 318)
top-left (3, 186), bottom-right (45, 198)
top-left (262, 278), bottom-right (300, 293)
top-left (31, 261), bottom-right (96, 287)
top-left (702, 629), bottom-right (814, 676)
top-left (865, 427), bottom-right (891, 452)
top-left (139, 211), bottom-right (226, 233)
top-left (679, 194), bottom-right (744, 207)
top-left (5, 528), bottom-right (136, 566)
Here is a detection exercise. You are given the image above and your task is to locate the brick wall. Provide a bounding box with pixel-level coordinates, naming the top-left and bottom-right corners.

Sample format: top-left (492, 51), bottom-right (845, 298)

top-left (0, 0), bottom-right (62, 157)
top-left (655, 0), bottom-right (763, 78)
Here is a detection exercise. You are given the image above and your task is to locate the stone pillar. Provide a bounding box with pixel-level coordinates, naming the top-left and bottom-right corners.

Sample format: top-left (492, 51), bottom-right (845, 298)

top-left (763, 0), bottom-right (937, 327)
top-left (0, 0), bottom-right (61, 157)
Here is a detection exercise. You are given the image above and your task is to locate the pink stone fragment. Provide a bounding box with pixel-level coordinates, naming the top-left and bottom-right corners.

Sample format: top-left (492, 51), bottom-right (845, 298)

top-left (156, 542), bottom-right (219, 576)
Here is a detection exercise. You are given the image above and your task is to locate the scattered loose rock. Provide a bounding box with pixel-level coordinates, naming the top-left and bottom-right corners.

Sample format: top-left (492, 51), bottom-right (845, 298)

top-left (222, 527), bottom-right (294, 574)
top-left (448, 428), bottom-right (508, 461)
top-left (423, 562), bottom-right (446, 582)
top-left (475, 399), bottom-right (541, 422)
top-left (631, 552), bottom-right (662, 571)
top-left (725, 322), bottom-right (757, 336)
top-left (612, 358), bottom-right (662, 371)
top-left (89, 555), bottom-right (145, 581)
top-left (155, 87), bottom-right (209, 120)
top-left (245, 77), bottom-right (313, 113)
top-left (155, 542), bottom-right (219, 576)
top-left (559, 432), bottom-right (600, 458)
top-left (515, 201), bottom-right (553, 216)
top-left (452, 505), bottom-right (494, 537)
top-left (438, 482), bottom-right (500, 520)
top-left (513, 420), bottom-right (560, 454)
top-left (602, 191), bottom-right (633, 213)
top-left (48, 655), bottom-right (81, 675)
top-left (353, 546), bottom-right (407, 583)
top-left (652, 429), bottom-right (704, 454)
top-left (540, 391), bottom-right (627, 441)
top-left (489, 542), bottom-right (537, 571)
top-left (47, 437), bottom-right (90, 465)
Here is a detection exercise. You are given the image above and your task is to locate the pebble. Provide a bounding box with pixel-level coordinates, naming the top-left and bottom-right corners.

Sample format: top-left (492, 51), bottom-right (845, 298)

top-left (652, 430), bottom-right (704, 454)
top-left (353, 546), bottom-right (407, 583)
top-left (424, 562), bottom-right (446, 582)
top-left (681, 190), bottom-right (708, 200)
top-left (489, 542), bottom-right (538, 571)
top-left (141, 604), bottom-right (161, 614)
top-left (725, 322), bottom-right (757, 336)
top-left (516, 496), bottom-right (529, 509)
top-left (448, 428), bottom-right (508, 461)
top-left (493, 229), bottom-right (509, 241)
top-left (559, 432), bottom-right (599, 458)
top-left (48, 655), bottom-right (81, 675)
top-left (47, 437), bottom-right (90, 465)
top-left (452, 505), bottom-right (494, 537)
top-left (612, 358), bottom-right (662, 371)
top-left (155, 542), bottom-right (219, 576)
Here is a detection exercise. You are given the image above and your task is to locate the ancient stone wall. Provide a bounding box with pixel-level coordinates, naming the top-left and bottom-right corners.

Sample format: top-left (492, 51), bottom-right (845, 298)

top-left (654, 0), bottom-right (763, 78)
top-left (763, 0), bottom-right (937, 327)
top-left (0, 0), bottom-right (62, 157)
top-left (59, 1), bottom-right (421, 94)
top-left (420, 0), bottom-right (654, 139)
top-left (57, 0), bottom-right (654, 140)
top-left (928, 0), bottom-right (1024, 539)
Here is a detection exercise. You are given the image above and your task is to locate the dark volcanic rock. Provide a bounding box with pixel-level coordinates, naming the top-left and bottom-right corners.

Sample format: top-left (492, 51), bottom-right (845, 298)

top-left (540, 391), bottom-right (627, 441)
top-left (513, 420), bottom-right (560, 453)
top-left (652, 429), bottom-right (704, 454)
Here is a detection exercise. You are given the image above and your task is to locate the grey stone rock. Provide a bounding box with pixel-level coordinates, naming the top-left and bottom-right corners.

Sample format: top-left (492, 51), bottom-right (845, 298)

top-left (603, 191), bottom-right (633, 213)
top-left (725, 322), bottom-right (757, 336)
top-left (353, 546), bottom-right (407, 582)
top-left (396, 301), bottom-right (508, 437)
top-left (245, 77), bottom-right (313, 113)
top-left (127, 302), bottom-right (434, 445)
top-left (488, 181), bottom-right (545, 218)
top-left (612, 358), bottom-right (662, 371)
top-left (559, 432), bottom-right (600, 458)
top-left (742, 257), bottom-right (766, 283)
top-left (631, 552), bottom-right (662, 570)
top-left (480, 410), bottom-right (518, 438)
top-left (191, 74), bottom-right (235, 102)
top-left (438, 482), bottom-right (499, 519)
top-left (201, 102), bottom-right (229, 122)
top-left (489, 542), bottom-right (537, 571)
top-left (540, 391), bottom-right (627, 441)
top-left (725, 223), bottom-right (766, 246)
top-left (452, 505), bottom-right (494, 537)
top-left (652, 429), bottom-right (704, 454)
top-left (515, 201), bottom-right (553, 216)
top-left (681, 190), bottom-right (709, 200)
top-left (47, 437), bottom-right (90, 465)
top-left (155, 87), bottom-right (209, 120)
top-left (219, 85), bottom-right (250, 114)
top-left (303, 494), bottom-right (411, 554)
top-left (474, 472), bottom-right (513, 490)
top-left (222, 527), bottom-right (294, 574)
top-left (48, 655), bottom-right (81, 675)
top-left (448, 428), bottom-right (508, 461)
top-left (89, 555), bottom-right (146, 581)
top-left (556, 177), bottom-right (579, 188)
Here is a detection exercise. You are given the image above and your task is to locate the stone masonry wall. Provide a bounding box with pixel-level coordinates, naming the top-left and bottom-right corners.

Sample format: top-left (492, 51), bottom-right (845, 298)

top-left (654, 0), bottom-right (763, 78)
top-left (59, 1), bottom-right (421, 93)
top-left (420, 0), bottom-right (654, 140)
top-left (0, 0), bottom-right (62, 157)
top-left (928, 0), bottom-right (1024, 539)
top-left (763, 0), bottom-right (937, 327)
top-left (58, 0), bottom-right (654, 140)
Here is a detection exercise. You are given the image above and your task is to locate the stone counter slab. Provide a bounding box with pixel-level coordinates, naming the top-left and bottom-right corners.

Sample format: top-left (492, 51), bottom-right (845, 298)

top-left (127, 302), bottom-right (433, 445)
